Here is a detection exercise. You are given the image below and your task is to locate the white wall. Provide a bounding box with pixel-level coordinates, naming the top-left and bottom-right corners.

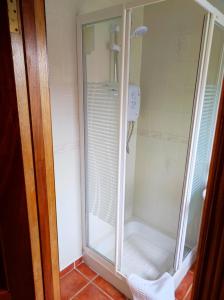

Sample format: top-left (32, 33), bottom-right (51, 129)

top-left (45, 0), bottom-right (82, 270)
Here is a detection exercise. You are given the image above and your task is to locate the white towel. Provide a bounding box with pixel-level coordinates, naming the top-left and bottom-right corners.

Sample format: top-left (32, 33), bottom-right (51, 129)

top-left (127, 273), bottom-right (175, 300)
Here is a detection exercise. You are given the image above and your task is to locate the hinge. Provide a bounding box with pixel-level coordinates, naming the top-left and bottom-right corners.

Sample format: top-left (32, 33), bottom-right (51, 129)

top-left (7, 0), bottom-right (19, 33)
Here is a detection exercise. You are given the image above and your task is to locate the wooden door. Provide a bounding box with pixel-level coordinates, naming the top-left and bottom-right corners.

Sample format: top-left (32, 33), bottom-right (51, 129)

top-left (0, 0), bottom-right (36, 298)
top-left (0, 0), bottom-right (45, 299)
top-left (0, 0), bottom-right (61, 298)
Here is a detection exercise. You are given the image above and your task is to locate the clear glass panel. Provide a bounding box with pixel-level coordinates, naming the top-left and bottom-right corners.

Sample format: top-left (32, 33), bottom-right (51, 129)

top-left (184, 23), bottom-right (224, 258)
top-left (121, 0), bottom-right (206, 279)
top-left (208, 0), bottom-right (224, 14)
top-left (82, 17), bottom-right (122, 263)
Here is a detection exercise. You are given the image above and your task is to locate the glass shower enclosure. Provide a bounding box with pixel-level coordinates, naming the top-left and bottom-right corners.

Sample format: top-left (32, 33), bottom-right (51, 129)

top-left (77, 0), bottom-right (224, 295)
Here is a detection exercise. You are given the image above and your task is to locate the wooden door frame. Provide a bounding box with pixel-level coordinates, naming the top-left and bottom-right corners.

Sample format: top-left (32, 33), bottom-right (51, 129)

top-left (8, 0), bottom-right (60, 299)
top-left (1, 0), bottom-right (40, 298)
top-left (12, 0), bottom-right (224, 299)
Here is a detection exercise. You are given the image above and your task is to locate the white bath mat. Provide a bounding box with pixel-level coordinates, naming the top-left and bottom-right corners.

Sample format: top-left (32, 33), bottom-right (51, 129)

top-left (127, 273), bottom-right (175, 300)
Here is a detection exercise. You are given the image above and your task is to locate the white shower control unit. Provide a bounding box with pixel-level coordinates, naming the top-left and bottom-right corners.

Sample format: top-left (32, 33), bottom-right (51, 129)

top-left (128, 84), bottom-right (140, 122)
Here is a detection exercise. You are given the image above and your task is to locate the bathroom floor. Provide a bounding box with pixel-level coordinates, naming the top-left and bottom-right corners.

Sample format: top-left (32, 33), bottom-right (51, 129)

top-left (60, 261), bottom-right (194, 300)
top-left (175, 264), bottom-right (195, 300)
top-left (60, 261), bottom-right (127, 300)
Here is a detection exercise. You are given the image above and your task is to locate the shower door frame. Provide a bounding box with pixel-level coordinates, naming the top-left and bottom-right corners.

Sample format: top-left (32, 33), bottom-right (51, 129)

top-left (173, 13), bottom-right (214, 272)
top-left (118, 0), bottom-right (224, 279)
top-left (77, 0), bottom-right (224, 284)
top-left (77, 4), bottom-right (127, 274)
top-left (175, 18), bottom-right (224, 273)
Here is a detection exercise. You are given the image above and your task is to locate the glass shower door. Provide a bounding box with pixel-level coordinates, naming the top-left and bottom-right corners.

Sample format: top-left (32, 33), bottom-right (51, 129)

top-left (120, 0), bottom-right (207, 279)
top-left (80, 14), bottom-right (123, 263)
top-left (184, 22), bottom-right (224, 258)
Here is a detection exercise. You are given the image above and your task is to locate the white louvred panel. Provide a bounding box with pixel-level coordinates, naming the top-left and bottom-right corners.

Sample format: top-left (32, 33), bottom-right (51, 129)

top-left (191, 85), bottom-right (218, 197)
top-left (85, 82), bottom-right (120, 226)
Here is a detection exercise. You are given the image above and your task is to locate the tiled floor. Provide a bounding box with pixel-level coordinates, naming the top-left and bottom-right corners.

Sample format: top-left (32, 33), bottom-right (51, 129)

top-left (175, 264), bottom-right (195, 300)
top-left (60, 261), bottom-right (194, 300)
top-left (60, 262), bottom-right (127, 300)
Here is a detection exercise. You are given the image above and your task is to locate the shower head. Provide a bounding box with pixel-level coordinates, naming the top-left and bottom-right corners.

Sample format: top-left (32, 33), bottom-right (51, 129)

top-left (110, 24), bottom-right (121, 53)
top-left (110, 43), bottom-right (121, 52)
top-left (131, 26), bottom-right (148, 38)
top-left (111, 24), bottom-right (120, 33)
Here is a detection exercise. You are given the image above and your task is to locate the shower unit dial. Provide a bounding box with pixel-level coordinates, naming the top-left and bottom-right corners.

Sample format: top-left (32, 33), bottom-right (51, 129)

top-left (127, 84), bottom-right (140, 122)
top-left (126, 85), bottom-right (140, 154)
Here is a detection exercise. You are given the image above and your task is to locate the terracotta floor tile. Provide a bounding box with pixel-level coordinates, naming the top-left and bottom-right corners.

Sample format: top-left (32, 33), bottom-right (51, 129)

top-left (175, 271), bottom-right (193, 300)
top-left (73, 284), bottom-right (110, 300)
top-left (60, 269), bottom-right (88, 300)
top-left (184, 288), bottom-right (192, 300)
top-left (94, 276), bottom-right (126, 300)
top-left (60, 263), bottom-right (74, 278)
top-left (76, 263), bottom-right (97, 280)
top-left (75, 257), bottom-right (83, 267)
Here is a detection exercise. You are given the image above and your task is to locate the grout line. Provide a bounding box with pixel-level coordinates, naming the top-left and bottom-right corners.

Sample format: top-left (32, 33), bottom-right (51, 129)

top-left (75, 258), bottom-right (83, 268)
top-left (62, 263), bottom-right (96, 300)
top-left (60, 258), bottom-right (83, 280)
top-left (68, 264), bottom-right (128, 300)
top-left (183, 284), bottom-right (193, 300)
top-left (76, 262), bottom-right (95, 273)
top-left (77, 268), bottom-right (129, 299)
top-left (60, 257), bottom-right (83, 280)
top-left (70, 268), bottom-right (114, 300)
top-left (91, 278), bottom-right (129, 300)
top-left (75, 266), bottom-right (99, 282)
top-left (60, 267), bottom-right (75, 280)
top-left (70, 270), bottom-right (100, 299)
top-left (69, 281), bottom-right (91, 300)
top-left (91, 281), bottom-right (114, 300)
